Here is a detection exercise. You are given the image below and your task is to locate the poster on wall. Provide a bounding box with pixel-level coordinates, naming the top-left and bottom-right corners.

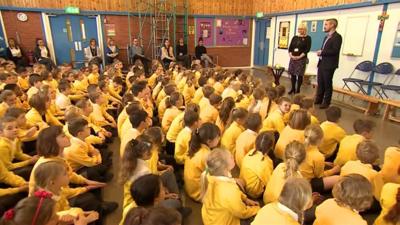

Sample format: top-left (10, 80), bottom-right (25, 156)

top-left (105, 24), bottom-right (116, 36)
top-left (278, 21), bottom-right (290, 49)
top-left (311, 21), bottom-right (317, 32)
top-left (215, 18), bottom-right (250, 46)
top-left (196, 18), bottom-right (214, 46)
top-left (391, 21), bottom-right (400, 58)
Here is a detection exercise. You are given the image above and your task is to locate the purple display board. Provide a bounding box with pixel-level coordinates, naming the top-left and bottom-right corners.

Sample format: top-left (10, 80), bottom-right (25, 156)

top-left (196, 18), bottom-right (214, 46)
top-left (216, 18), bottom-right (250, 46)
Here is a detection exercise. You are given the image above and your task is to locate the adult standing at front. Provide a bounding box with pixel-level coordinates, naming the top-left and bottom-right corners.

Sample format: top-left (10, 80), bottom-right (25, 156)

top-left (6, 38), bottom-right (28, 68)
top-left (287, 24), bottom-right (311, 94)
top-left (33, 38), bottom-right (56, 71)
top-left (105, 38), bottom-right (119, 65)
top-left (176, 37), bottom-right (190, 68)
top-left (161, 39), bottom-right (175, 69)
top-left (84, 38), bottom-right (102, 66)
top-left (315, 18), bottom-right (342, 109)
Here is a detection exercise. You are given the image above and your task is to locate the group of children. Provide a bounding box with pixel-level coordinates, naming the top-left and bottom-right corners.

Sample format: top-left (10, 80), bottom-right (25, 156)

top-left (0, 55), bottom-right (399, 225)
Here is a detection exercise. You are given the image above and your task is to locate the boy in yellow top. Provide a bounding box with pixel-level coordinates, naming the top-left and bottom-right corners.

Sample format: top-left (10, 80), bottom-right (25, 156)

top-left (283, 94), bottom-right (304, 123)
top-left (26, 74), bottom-right (42, 100)
top-left (0, 159), bottom-right (28, 209)
top-left (253, 178), bottom-right (312, 225)
top-left (201, 149), bottom-right (259, 225)
top-left (4, 108), bottom-right (38, 145)
top-left (0, 117), bottom-right (38, 180)
top-left (334, 119), bottom-right (375, 167)
top-left (261, 96), bottom-right (291, 133)
top-left (182, 78), bottom-right (195, 104)
top-left (131, 80), bottom-right (154, 118)
top-left (87, 64), bottom-right (100, 85)
top-left (108, 77), bottom-right (123, 101)
top-left (192, 77), bottom-right (208, 104)
top-left (373, 183), bottom-right (400, 225)
top-left (235, 113), bottom-right (261, 168)
top-left (198, 86), bottom-right (215, 112)
top-left (88, 92), bottom-right (117, 129)
top-left (319, 106), bottom-right (346, 161)
top-left (73, 71), bottom-right (89, 93)
top-left (161, 92), bottom-right (184, 133)
top-left (340, 140), bottom-right (379, 184)
top-left (239, 131), bottom-right (274, 199)
top-left (120, 110), bottom-right (150, 157)
top-left (221, 108), bottom-right (248, 155)
top-left (199, 93), bottom-right (221, 124)
top-left (313, 174), bottom-right (372, 225)
top-left (0, 90), bottom-right (17, 117)
top-left (300, 97), bottom-right (320, 124)
top-left (16, 67), bottom-right (30, 91)
top-left (175, 110), bottom-right (200, 165)
top-left (148, 64), bottom-right (163, 89)
top-left (380, 144), bottom-right (400, 184)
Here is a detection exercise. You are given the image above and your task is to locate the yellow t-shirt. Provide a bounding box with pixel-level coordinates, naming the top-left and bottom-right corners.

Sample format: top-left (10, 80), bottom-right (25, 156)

top-left (221, 121), bottom-right (245, 155)
top-left (274, 126), bottom-right (305, 160)
top-left (319, 121), bottom-right (346, 158)
top-left (314, 198), bottom-right (368, 225)
top-left (334, 134), bottom-right (365, 166)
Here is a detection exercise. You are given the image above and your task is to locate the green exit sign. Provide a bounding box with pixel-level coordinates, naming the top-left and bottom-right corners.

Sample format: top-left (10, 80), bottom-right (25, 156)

top-left (256, 12), bottom-right (264, 18)
top-left (65, 6), bottom-right (80, 14)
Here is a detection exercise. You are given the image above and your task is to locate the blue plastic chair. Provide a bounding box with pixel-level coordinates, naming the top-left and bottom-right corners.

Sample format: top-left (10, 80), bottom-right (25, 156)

top-left (342, 61), bottom-right (374, 92)
top-left (358, 62), bottom-right (394, 98)
top-left (380, 68), bottom-right (400, 99)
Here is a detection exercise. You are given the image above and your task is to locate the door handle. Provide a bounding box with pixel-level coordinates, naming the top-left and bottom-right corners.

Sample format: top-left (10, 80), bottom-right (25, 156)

top-left (78, 41), bottom-right (82, 51)
top-left (74, 41), bottom-right (79, 51)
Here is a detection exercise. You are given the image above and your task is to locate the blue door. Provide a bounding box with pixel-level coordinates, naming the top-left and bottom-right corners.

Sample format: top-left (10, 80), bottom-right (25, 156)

top-left (253, 19), bottom-right (271, 66)
top-left (49, 15), bottom-right (98, 68)
top-left (0, 14), bottom-right (8, 58)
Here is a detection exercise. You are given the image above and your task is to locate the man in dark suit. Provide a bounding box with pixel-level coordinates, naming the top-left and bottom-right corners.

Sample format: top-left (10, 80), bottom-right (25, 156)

top-left (315, 18), bottom-right (342, 109)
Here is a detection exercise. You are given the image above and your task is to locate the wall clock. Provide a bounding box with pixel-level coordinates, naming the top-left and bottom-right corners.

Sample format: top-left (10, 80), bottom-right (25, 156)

top-left (17, 12), bottom-right (28, 22)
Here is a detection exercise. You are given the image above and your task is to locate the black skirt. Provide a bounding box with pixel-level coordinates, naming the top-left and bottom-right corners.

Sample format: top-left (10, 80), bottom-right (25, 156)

top-left (288, 57), bottom-right (308, 77)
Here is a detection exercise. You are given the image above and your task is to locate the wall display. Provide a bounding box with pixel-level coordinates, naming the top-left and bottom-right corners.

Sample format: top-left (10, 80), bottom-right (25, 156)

top-left (304, 20), bottom-right (325, 51)
top-left (342, 16), bottom-right (369, 56)
top-left (278, 21), bottom-right (290, 49)
top-left (196, 18), bottom-right (214, 46)
top-left (391, 21), bottom-right (400, 58)
top-left (104, 23), bottom-right (116, 36)
top-left (215, 18), bottom-right (250, 46)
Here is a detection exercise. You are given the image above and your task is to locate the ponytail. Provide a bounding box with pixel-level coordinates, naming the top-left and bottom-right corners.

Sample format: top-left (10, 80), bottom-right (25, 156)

top-left (188, 123), bottom-right (220, 158)
top-left (165, 92), bottom-right (181, 109)
top-left (124, 207), bottom-right (150, 225)
top-left (124, 207), bottom-right (182, 225)
top-left (384, 187), bottom-right (400, 223)
top-left (284, 141), bottom-right (306, 179)
top-left (304, 124), bottom-right (324, 147)
top-left (250, 131), bottom-right (275, 160)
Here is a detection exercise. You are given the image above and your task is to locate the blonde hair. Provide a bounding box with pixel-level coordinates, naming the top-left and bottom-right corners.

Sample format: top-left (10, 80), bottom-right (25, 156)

top-left (304, 124), bottom-right (324, 147)
top-left (356, 140), bottom-right (379, 164)
top-left (288, 109), bottom-right (311, 130)
top-left (33, 161), bottom-right (67, 194)
top-left (284, 141), bottom-right (306, 179)
top-left (200, 148), bottom-right (232, 201)
top-left (279, 177), bottom-right (312, 223)
top-left (332, 174), bottom-right (373, 212)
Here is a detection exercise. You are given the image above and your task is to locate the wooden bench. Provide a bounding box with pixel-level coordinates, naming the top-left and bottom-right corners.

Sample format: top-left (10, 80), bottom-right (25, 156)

top-left (380, 99), bottom-right (400, 122)
top-left (311, 83), bottom-right (380, 115)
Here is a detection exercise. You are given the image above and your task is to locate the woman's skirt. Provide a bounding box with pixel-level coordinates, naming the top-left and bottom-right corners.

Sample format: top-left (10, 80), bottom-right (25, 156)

top-left (288, 57), bottom-right (307, 77)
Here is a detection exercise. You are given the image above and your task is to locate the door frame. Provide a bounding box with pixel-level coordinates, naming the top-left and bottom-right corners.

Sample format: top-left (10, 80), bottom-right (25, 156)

top-left (0, 11), bottom-right (8, 46)
top-left (42, 13), bottom-right (104, 67)
top-left (253, 18), bottom-right (271, 67)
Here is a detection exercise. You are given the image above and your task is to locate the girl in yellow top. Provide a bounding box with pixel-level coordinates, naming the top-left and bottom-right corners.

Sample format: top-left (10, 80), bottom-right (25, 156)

top-left (184, 123), bottom-right (220, 202)
top-left (87, 64), bottom-right (100, 85)
top-left (239, 131), bottom-right (274, 199)
top-left (264, 140), bottom-right (306, 204)
top-left (314, 174), bottom-right (373, 225)
top-left (166, 103), bottom-right (199, 147)
top-left (174, 110), bottom-right (200, 165)
top-left (253, 177), bottom-right (313, 225)
top-left (300, 124), bottom-right (340, 193)
top-left (319, 106), bottom-right (346, 160)
top-left (201, 148), bottom-right (260, 225)
top-left (199, 93), bottom-right (221, 124)
top-left (0, 90), bottom-right (17, 118)
top-left (33, 161), bottom-right (99, 223)
top-left (275, 109), bottom-right (310, 160)
top-left (283, 93), bottom-right (304, 123)
top-left (25, 94), bottom-right (51, 130)
top-left (161, 92), bottom-right (184, 134)
top-left (216, 97), bottom-right (235, 133)
top-left (374, 183), bottom-right (400, 225)
top-left (235, 113), bottom-right (262, 168)
top-left (182, 76), bottom-right (196, 104)
top-left (73, 69), bottom-right (89, 93)
top-left (198, 85), bottom-right (215, 112)
top-left (221, 108), bottom-right (248, 155)
top-left (261, 96), bottom-right (291, 133)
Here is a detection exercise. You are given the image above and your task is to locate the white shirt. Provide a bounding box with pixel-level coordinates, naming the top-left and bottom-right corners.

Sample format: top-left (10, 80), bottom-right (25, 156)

top-left (55, 93), bottom-right (71, 110)
top-left (10, 47), bottom-right (21, 57)
top-left (277, 203), bottom-right (299, 222)
top-left (39, 46), bottom-right (48, 58)
top-left (128, 159), bottom-right (151, 183)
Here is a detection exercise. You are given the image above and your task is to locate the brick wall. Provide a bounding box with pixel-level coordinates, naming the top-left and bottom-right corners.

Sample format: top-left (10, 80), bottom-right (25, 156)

top-left (2, 11), bottom-right (45, 52)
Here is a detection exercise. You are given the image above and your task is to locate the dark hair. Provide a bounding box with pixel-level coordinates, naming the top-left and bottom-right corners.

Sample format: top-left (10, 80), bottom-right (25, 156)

top-left (184, 110), bottom-right (199, 127)
top-left (131, 81), bottom-right (148, 97)
top-left (275, 85), bottom-right (286, 98)
top-left (88, 92), bottom-right (101, 103)
top-left (3, 84), bottom-right (21, 96)
top-left (68, 118), bottom-right (89, 137)
top-left (119, 138), bottom-right (153, 184)
top-left (202, 86), bottom-right (214, 99)
top-left (288, 109), bottom-right (311, 130)
top-left (0, 116), bottom-right (17, 131)
top-left (58, 80), bottom-right (71, 93)
top-left (384, 187), bottom-right (400, 223)
top-left (353, 119), bottom-right (375, 134)
top-left (188, 123), bottom-right (220, 157)
top-left (165, 92), bottom-right (182, 109)
top-left (198, 76), bottom-right (208, 87)
top-left (253, 87), bottom-right (266, 100)
top-left (219, 97), bottom-right (235, 126)
top-left (123, 206), bottom-right (182, 225)
top-left (293, 94), bottom-right (305, 105)
top-left (231, 107), bottom-right (248, 122)
top-left (325, 106), bottom-right (342, 122)
top-left (29, 93), bottom-right (48, 115)
top-left (129, 110), bottom-right (148, 128)
top-left (36, 126), bottom-right (64, 157)
top-left (142, 127), bottom-right (164, 147)
top-left (250, 131), bottom-right (275, 158)
top-left (130, 174), bottom-right (162, 207)
top-left (245, 113), bottom-right (261, 132)
top-left (300, 97), bottom-right (314, 110)
top-left (4, 107), bottom-right (26, 118)
top-left (0, 90), bottom-right (15, 102)
top-left (327, 18), bottom-right (338, 28)
top-left (87, 84), bottom-right (99, 94)
top-left (28, 74), bottom-right (42, 87)
top-left (209, 94), bottom-right (222, 106)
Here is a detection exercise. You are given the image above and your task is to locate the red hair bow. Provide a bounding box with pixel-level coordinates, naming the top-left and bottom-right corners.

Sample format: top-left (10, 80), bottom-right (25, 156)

top-left (4, 209), bottom-right (15, 220)
top-left (34, 190), bottom-right (53, 199)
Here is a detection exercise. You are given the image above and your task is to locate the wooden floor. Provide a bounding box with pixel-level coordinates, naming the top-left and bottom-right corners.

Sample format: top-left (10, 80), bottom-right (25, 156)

top-left (103, 69), bottom-right (400, 225)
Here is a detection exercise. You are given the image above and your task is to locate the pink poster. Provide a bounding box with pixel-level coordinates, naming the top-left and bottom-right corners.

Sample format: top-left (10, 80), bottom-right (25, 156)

top-left (216, 18), bottom-right (250, 46)
top-left (196, 18), bottom-right (214, 46)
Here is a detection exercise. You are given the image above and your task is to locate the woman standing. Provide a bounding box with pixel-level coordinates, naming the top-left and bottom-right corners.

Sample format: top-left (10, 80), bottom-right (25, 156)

top-left (288, 24), bottom-right (311, 94)
top-left (105, 38), bottom-right (119, 65)
top-left (6, 38), bottom-right (28, 68)
top-left (161, 39), bottom-right (175, 69)
top-left (33, 38), bottom-right (56, 71)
